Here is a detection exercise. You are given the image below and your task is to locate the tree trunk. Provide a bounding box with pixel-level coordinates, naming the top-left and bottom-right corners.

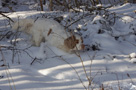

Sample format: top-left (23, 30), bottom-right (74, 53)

top-left (49, 0), bottom-right (53, 11)
top-left (43, 0), bottom-right (46, 5)
top-left (40, 0), bottom-right (43, 11)
top-left (33, 0), bottom-right (37, 3)
top-left (133, 0), bottom-right (136, 3)
top-left (75, 0), bottom-right (79, 8)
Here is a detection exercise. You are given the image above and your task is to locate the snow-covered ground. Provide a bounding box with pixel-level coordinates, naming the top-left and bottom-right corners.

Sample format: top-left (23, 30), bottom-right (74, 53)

top-left (0, 2), bottom-right (136, 90)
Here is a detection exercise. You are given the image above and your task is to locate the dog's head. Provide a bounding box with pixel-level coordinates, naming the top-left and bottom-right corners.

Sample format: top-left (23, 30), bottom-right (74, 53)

top-left (64, 35), bottom-right (85, 51)
top-left (12, 19), bottom-right (34, 34)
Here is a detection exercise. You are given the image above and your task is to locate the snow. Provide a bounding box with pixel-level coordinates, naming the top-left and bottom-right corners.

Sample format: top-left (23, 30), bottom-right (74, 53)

top-left (0, 1), bottom-right (136, 90)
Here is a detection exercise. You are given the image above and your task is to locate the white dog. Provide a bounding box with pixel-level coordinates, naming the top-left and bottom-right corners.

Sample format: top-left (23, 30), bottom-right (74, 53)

top-left (12, 18), bottom-right (84, 52)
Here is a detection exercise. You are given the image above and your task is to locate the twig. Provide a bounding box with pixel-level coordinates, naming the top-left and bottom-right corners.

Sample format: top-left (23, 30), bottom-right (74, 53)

top-left (0, 31), bottom-right (13, 41)
top-left (127, 73), bottom-right (135, 85)
top-left (0, 12), bottom-right (14, 22)
top-left (45, 45), bottom-right (87, 90)
top-left (0, 46), bottom-right (16, 90)
top-left (65, 13), bottom-right (93, 28)
top-left (0, 45), bottom-right (37, 64)
top-left (30, 57), bottom-right (37, 65)
top-left (114, 73), bottom-right (121, 90)
top-left (75, 52), bottom-right (91, 83)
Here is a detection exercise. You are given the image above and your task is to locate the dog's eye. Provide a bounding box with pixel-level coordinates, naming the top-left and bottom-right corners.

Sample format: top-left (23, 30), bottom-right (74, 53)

top-left (75, 39), bottom-right (79, 44)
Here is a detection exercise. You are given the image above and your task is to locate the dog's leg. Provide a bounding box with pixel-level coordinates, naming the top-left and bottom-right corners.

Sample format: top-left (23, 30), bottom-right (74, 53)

top-left (33, 36), bottom-right (42, 46)
top-left (32, 29), bottom-right (43, 46)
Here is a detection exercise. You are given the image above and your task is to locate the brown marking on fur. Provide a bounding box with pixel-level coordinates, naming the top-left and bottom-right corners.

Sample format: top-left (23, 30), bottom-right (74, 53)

top-left (81, 44), bottom-right (85, 50)
top-left (80, 37), bottom-right (85, 50)
top-left (24, 23), bottom-right (33, 34)
top-left (47, 28), bottom-right (52, 36)
top-left (64, 35), bottom-right (78, 49)
top-left (26, 23), bottom-right (33, 29)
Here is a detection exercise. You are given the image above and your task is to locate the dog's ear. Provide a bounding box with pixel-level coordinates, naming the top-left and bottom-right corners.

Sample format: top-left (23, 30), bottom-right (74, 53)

top-left (71, 35), bottom-right (80, 44)
top-left (64, 35), bottom-right (79, 49)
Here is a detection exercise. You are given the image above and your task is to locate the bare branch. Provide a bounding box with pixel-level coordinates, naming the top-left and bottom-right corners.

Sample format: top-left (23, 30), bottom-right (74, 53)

top-left (0, 12), bottom-right (14, 22)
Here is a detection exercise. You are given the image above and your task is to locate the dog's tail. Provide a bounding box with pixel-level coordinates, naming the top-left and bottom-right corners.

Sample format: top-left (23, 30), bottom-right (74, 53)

top-left (11, 19), bottom-right (34, 31)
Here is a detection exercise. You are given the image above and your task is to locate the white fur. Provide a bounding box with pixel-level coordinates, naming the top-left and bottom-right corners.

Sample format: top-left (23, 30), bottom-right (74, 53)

top-left (12, 18), bottom-right (84, 52)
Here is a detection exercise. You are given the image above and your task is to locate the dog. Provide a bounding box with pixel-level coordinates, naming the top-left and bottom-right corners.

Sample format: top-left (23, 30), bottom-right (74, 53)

top-left (12, 18), bottom-right (85, 52)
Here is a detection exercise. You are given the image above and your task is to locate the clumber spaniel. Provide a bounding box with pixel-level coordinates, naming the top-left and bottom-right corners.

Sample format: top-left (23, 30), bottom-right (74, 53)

top-left (12, 18), bottom-right (84, 52)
